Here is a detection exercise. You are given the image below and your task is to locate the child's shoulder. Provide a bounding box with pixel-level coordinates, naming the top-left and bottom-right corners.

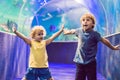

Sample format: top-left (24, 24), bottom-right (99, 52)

top-left (93, 30), bottom-right (100, 34)
top-left (92, 30), bottom-right (101, 37)
top-left (75, 28), bottom-right (82, 32)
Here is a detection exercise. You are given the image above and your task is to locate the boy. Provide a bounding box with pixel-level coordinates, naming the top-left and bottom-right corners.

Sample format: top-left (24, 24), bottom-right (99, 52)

top-left (63, 13), bottom-right (120, 80)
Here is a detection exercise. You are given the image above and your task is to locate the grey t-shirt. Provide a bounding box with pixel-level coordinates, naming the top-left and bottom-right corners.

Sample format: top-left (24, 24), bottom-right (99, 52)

top-left (74, 28), bottom-right (102, 64)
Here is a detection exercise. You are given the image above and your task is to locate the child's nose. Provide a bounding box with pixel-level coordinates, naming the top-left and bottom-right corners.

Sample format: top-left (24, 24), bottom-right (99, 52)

top-left (84, 20), bottom-right (87, 23)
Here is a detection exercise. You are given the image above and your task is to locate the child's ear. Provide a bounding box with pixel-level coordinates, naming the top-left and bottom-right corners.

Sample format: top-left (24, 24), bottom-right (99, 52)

top-left (92, 24), bottom-right (95, 28)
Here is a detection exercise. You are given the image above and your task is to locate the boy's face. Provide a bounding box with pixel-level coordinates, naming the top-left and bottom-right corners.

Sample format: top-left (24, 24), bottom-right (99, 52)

top-left (34, 30), bottom-right (44, 42)
top-left (81, 17), bottom-right (94, 31)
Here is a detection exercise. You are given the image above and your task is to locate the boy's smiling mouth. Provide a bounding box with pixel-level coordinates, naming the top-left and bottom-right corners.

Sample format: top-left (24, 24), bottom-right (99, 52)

top-left (83, 24), bottom-right (88, 27)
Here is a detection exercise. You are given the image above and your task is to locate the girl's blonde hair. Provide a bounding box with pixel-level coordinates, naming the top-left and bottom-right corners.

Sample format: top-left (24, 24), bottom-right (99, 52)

top-left (30, 25), bottom-right (46, 38)
top-left (80, 13), bottom-right (96, 28)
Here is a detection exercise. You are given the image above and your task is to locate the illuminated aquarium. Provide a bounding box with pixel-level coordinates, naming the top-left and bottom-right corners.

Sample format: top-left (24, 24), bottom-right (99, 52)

top-left (0, 0), bottom-right (120, 41)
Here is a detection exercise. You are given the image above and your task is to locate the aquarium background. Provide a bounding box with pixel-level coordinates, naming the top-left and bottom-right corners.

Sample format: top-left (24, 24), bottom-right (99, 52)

top-left (0, 0), bottom-right (120, 41)
top-left (0, 0), bottom-right (120, 80)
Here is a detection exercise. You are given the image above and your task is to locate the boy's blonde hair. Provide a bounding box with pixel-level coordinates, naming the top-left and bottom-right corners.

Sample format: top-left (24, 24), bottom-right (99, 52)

top-left (80, 13), bottom-right (96, 28)
top-left (30, 25), bottom-right (46, 38)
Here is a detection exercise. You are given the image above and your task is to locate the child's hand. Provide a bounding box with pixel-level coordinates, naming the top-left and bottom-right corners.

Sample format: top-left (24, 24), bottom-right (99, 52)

top-left (12, 24), bottom-right (18, 33)
top-left (63, 29), bottom-right (68, 34)
top-left (12, 26), bottom-right (17, 33)
top-left (60, 24), bottom-right (64, 32)
top-left (114, 44), bottom-right (120, 50)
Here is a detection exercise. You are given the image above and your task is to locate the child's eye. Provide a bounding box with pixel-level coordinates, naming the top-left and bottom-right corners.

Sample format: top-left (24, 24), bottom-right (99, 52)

top-left (38, 33), bottom-right (43, 35)
top-left (82, 19), bottom-right (85, 21)
top-left (87, 19), bottom-right (90, 21)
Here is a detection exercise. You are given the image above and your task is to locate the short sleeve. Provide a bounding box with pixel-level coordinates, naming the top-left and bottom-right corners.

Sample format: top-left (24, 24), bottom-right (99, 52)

top-left (95, 31), bottom-right (102, 42)
top-left (75, 28), bottom-right (81, 37)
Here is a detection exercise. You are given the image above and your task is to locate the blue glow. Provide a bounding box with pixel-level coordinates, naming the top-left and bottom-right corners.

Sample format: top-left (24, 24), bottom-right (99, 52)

top-left (0, 0), bottom-right (120, 41)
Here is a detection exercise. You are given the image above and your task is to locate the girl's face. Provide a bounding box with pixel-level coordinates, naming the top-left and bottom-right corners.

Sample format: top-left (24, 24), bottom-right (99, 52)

top-left (81, 17), bottom-right (94, 31)
top-left (34, 30), bottom-right (44, 42)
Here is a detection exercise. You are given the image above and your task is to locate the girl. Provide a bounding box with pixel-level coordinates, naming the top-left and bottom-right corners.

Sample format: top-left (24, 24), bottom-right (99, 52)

top-left (12, 25), bottom-right (64, 80)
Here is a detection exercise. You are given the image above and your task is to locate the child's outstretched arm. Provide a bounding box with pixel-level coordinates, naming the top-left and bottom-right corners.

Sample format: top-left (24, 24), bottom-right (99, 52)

top-left (46, 25), bottom-right (64, 45)
top-left (12, 27), bottom-right (31, 45)
top-left (63, 28), bottom-right (76, 35)
top-left (101, 37), bottom-right (120, 50)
